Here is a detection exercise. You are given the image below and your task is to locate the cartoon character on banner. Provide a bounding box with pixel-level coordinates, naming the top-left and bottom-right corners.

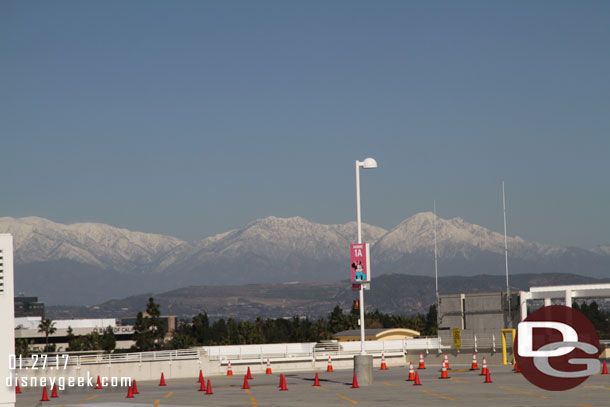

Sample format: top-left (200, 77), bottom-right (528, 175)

top-left (352, 261), bottom-right (366, 281)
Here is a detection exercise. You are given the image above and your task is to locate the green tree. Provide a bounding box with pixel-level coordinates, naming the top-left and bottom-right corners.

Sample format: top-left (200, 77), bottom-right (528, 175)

top-left (132, 298), bottom-right (167, 351)
top-left (146, 297), bottom-right (166, 348)
top-left (66, 326), bottom-right (84, 351)
top-left (211, 319), bottom-right (227, 344)
top-left (15, 338), bottom-right (32, 357)
top-left (423, 305), bottom-right (438, 336)
top-left (133, 312), bottom-right (154, 351)
top-left (226, 318), bottom-right (240, 344)
top-left (192, 313), bottom-right (210, 344)
top-left (37, 319), bottom-right (56, 352)
top-left (101, 326), bottom-right (116, 352)
top-left (170, 334), bottom-right (195, 349)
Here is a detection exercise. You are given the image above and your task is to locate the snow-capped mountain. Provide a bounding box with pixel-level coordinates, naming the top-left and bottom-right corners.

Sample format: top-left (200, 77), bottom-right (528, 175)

top-left (374, 212), bottom-right (564, 261)
top-left (1, 213), bottom-right (609, 305)
top-left (0, 216), bottom-right (184, 271)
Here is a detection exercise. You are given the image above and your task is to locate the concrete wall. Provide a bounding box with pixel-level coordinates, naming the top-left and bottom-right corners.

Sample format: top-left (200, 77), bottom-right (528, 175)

top-left (440, 292), bottom-right (520, 333)
top-left (0, 235), bottom-right (16, 407)
top-left (438, 294), bottom-right (464, 329)
top-left (13, 350), bottom-right (515, 385)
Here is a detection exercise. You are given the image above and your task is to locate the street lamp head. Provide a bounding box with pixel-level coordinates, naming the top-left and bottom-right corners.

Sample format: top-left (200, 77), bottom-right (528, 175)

top-left (361, 157), bottom-right (378, 169)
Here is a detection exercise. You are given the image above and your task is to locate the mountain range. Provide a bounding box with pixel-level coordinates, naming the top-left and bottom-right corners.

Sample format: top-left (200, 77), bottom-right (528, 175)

top-left (47, 273), bottom-right (609, 320)
top-left (2, 213), bottom-right (609, 305)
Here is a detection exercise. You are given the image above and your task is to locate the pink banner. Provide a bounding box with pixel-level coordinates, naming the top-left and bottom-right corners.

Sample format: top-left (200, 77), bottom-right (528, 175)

top-left (350, 243), bottom-right (370, 283)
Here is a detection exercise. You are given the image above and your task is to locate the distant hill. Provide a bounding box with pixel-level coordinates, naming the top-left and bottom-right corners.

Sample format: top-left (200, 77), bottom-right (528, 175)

top-left (3, 214), bottom-right (609, 306)
top-left (46, 273), bottom-right (609, 320)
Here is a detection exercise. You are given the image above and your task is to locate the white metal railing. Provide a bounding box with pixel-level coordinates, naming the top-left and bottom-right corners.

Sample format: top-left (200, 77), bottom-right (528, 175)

top-left (438, 331), bottom-right (509, 351)
top-left (15, 349), bottom-right (202, 368)
top-left (15, 338), bottom-right (446, 368)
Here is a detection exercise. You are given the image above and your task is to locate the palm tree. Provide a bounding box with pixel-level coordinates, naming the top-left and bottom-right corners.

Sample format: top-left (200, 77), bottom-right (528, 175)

top-left (38, 319), bottom-right (56, 352)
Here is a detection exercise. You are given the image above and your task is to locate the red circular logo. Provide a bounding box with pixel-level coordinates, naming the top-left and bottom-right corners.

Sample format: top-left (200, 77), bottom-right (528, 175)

top-left (515, 305), bottom-right (600, 391)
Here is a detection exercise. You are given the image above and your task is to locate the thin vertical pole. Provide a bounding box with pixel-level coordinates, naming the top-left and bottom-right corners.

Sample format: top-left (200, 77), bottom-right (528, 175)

top-left (433, 201), bottom-right (439, 317)
top-left (502, 180), bottom-right (511, 326)
top-left (356, 161), bottom-right (365, 355)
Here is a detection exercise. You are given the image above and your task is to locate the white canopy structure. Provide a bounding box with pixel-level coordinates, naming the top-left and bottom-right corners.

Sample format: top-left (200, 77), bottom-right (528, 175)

top-left (519, 283), bottom-right (610, 320)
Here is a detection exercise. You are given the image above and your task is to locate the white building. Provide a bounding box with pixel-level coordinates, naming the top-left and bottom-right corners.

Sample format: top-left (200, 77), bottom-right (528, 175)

top-left (0, 234), bottom-right (16, 407)
top-left (14, 317), bottom-right (135, 350)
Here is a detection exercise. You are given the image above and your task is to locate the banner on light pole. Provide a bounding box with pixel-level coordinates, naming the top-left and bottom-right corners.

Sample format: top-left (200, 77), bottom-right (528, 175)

top-left (350, 243), bottom-right (371, 283)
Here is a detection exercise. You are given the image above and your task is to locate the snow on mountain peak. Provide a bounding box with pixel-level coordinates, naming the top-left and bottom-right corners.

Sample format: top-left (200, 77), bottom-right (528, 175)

top-left (0, 216), bottom-right (185, 270)
top-left (373, 212), bottom-right (563, 262)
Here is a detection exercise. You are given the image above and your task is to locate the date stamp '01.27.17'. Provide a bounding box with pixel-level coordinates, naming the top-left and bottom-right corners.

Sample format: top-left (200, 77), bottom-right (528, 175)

top-left (9, 354), bottom-right (70, 370)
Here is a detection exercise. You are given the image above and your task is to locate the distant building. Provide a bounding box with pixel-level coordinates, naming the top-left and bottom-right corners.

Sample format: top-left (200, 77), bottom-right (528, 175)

top-left (14, 317), bottom-right (135, 350)
top-left (333, 328), bottom-right (420, 342)
top-left (120, 314), bottom-right (177, 340)
top-left (14, 295), bottom-right (45, 318)
top-left (438, 292), bottom-right (520, 333)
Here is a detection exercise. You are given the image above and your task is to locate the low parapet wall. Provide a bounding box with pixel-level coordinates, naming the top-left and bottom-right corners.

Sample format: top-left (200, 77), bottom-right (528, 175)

top-left (13, 350), bottom-right (516, 383)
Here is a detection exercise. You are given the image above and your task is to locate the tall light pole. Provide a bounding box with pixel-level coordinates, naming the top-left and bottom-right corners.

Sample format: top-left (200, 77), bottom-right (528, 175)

top-left (433, 200), bottom-right (439, 319)
top-left (502, 180), bottom-right (511, 326)
top-left (355, 157), bottom-right (377, 355)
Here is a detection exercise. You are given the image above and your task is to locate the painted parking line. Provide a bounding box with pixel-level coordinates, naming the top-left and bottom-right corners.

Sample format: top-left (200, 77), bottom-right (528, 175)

top-left (153, 400), bottom-right (160, 407)
top-left (418, 388), bottom-right (456, 402)
top-left (336, 393), bottom-right (358, 405)
top-left (313, 386), bottom-right (330, 392)
top-left (244, 388), bottom-right (258, 407)
top-left (579, 403), bottom-right (593, 407)
top-left (163, 391), bottom-right (173, 399)
top-left (383, 382), bottom-right (410, 389)
top-left (448, 377), bottom-right (471, 384)
top-left (584, 384), bottom-right (610, 391)
top-left (497, 386), bottom-right (550, 399)
top-left (80, 395), bottom-right (98, 402)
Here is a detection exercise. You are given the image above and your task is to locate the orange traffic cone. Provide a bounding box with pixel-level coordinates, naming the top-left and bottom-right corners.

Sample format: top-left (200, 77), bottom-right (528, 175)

top-left (205, 379), bottom-right (214, 394)
top-left (95, 376), bottom-right (103, 389)
top-left (41, 387), bottom-right (50, 401)
top-left (15, 380), bottom-right (22, 394)
top-left (51, 384), bottom-right (58, 398)
top-left (351, 373), bottom-right (359, 388)
top-left (198, 370), bottom-right (204, 383)
top-left (198, 379), bottom-right (206, 392)
top-left (159, 373), bottom-right (167, 386)
top-left (227, 361), bottom-right (233, 376)
top-left (513, 362), bottom-right (521, 373)
top-left (484, 369), bottom-right (492, 383)
top-left (242, 375), bottom-right (250, 390)
top-left (444, 353), bottom-right (450, 370)
top-left (439, 361), bottom-right (450, 379)
top-left (602, 360), bottom-right (608, 375)
top-left (132, 380), bottom-right (139, 394)
top-left (470, 353), bottom-right (478, 370)
top-left (407, 362), bottom-right (415, 381)
top-left (266, 359), bottom-right (272, 375)
top-left (126, 386), bottom-right (134, 399)
top-left (480, 357), bottom-right (488, 376)
top-left (418, 352), bottom-right (426, 369)
top-left (380, 353), bottom-right (388, 370)
top-left (279, 374), bottom-right (288, 391)
top-left (246, 366), bottom-right (253, 380)
top-left (205, 380), bottom-right (213, 395)
top-left (413, 371), bottom-right (422, 386)
top-left (327, 355), bottom-right (334, 372)
top-left (313, 372), bottom-right (320, 386)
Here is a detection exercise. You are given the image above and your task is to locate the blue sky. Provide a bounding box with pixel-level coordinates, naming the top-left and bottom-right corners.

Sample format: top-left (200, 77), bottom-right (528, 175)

top-left (2, 1), bottom-right (609, 248)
